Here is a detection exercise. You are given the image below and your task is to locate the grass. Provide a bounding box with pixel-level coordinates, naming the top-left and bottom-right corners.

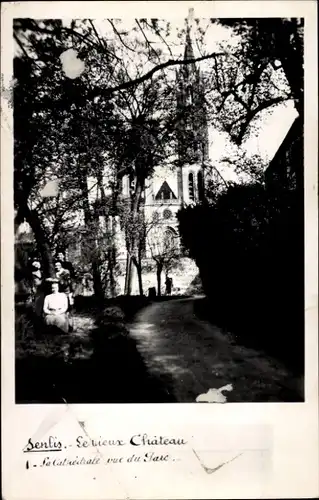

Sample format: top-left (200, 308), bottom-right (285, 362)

top-left (15, 294), bottom-right (303, 403)
top-left (15, 297), bottom-right (177, 404)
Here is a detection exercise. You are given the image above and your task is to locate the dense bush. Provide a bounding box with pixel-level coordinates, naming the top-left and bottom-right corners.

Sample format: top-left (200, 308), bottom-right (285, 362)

top-left (16, 298), bottom-right (176, 403)
top-left (15, 304), bottom-right (35, 341)
top-left (177, 183), bottom-right (304, 375)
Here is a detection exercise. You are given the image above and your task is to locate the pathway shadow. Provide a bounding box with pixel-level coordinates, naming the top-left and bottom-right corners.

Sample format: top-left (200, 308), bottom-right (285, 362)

top-left (16, 323), bottom-right (177, 404)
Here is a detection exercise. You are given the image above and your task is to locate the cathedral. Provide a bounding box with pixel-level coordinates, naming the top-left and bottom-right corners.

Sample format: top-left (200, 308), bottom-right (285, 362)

top-left (118, 24), bottom-right (209, 294)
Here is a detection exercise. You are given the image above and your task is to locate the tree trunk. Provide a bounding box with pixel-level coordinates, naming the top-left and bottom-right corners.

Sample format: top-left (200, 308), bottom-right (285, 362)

top-left (137, 246), bottom-right (144, 297)
top-left (109, 210), bottom-right (119, 299)
top-left (124, 179), bottom-right (143, 295)
top-left (156, 263), bottom-right (163, 297)
top-left (97, 170), bottom-right (117, 298)
top-left (21, 201), bottom-right (55, 277)
top-left (274, 19), bottom-right (304, 118)
top-left (137, 266), bottom-right (144, 296)
top-left (92, 259), bottom-right (103, 300)
top-left (124, 256), bottom-right (133, 296)
top-left (80, 165), bottom-right (104, 301)
top-left (108, 245), bottom-right (117, 298)
top-left (132, 257), bottom-right (144, 296)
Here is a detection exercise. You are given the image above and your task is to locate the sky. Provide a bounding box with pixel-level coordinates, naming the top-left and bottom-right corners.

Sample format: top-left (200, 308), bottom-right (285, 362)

top-left (208, 100), bottom-right (298, 182)
top-left (17, 15), bottom-right (298, 186)
top-left (16, 14), bottom-right (299, 236)
top-left (83, 16), bottom-right (297, 180)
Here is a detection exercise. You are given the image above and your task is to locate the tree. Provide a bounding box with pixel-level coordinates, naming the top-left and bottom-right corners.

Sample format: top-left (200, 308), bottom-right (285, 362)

top-left (119, 201), bottom-right (146, 297)
top-left (114, 87), bottom-right (177, 294)
top-left (177, 170), bottom-right (304, 374)
top-left (147, 225), bottom-right (179, 296)
top-left (13, 18), bottom-right (225, 109)
top-left (14, 54), bottom-right (59, 276)
top-left (13, 20), bottom-right (125, 291)
top-left (14, 52), bottom-right (120, 290)
top-left (14, 17), bottom-right (303, 141)
top-left (13, 18), bottom-right (181, 294)
top-left (13, 17), bottom-right (303, 296)
top-left (205, 18), bottom-right (303, 144)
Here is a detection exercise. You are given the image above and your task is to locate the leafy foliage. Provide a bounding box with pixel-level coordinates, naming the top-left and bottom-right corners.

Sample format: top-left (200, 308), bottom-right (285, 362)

top-left (177, 178), bottom-right (304, 374)
top-left (201, 18), bottom-right (303, 143)
top-left (13, 17), bottom-right (303, 295)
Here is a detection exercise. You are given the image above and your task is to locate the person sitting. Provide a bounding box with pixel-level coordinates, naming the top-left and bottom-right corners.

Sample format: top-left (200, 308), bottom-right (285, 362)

top-left (43, 281), bottom-right (69, 333)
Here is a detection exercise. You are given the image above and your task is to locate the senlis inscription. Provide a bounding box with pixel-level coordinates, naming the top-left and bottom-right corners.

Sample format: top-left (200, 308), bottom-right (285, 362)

top-left (24, 436), bottom-right (62, 452)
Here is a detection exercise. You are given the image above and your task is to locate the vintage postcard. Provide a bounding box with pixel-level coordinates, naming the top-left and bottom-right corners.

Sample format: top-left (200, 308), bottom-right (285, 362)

top-left (1, 1), bottom-right (318, 499)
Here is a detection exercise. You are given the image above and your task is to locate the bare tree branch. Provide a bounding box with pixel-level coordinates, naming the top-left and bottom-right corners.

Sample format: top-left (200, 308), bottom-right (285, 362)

top-left (107, 19), bottom-right (135, 53)
top-left (144, 19), bottom-right (174, 58)
top-left (135, 18), bottom-right (160, 61)
top-left (88, 19), bottom-right (110, 57)
top-left (13, 32), bottom-right (42, 69)
top-left (235, 95), bottom-right (292, 144)
top-left (88, 52), bottom-right (229, 98)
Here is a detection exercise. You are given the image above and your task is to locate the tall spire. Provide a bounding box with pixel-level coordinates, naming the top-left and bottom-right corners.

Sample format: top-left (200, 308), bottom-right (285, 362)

top-left (176, 8), bottom-right (209, 168)
top-left (184, 8), bottom-right (195, 60)
top-left (184, 26), bottom-right (194, 60)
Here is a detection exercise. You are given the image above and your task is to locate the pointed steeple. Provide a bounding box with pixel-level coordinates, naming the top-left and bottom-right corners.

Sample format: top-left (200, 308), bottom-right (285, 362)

top-left (175, 8), bottom-right (210, 168)
top-left (181, 9), bottom-right (197, 79)
top-left (184, 25), bottom-right (194, 61)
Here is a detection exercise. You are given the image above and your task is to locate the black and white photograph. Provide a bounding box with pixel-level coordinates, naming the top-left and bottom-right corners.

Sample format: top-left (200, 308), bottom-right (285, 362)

top-left (13, 12), bottom-right (305, 404)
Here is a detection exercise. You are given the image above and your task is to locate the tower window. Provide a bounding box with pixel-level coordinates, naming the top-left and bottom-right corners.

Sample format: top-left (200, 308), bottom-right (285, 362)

top-left (186, 87), bottom-right (193, 105)
top-left (129, 176), bottom-right (135, 193)
top-left (188, 173), bottom-right (195, 201)
top-left (198, 171), bottom-right (204, 201)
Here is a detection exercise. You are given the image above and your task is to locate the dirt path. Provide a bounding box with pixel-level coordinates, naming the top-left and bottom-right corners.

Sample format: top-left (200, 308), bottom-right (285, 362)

top-left (129, 297), bottom-right (303, 402)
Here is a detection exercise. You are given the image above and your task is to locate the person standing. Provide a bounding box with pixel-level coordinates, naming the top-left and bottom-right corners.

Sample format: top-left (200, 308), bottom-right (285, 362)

top-left (31, 261), bottom-right (45, 317)
top-left (54, 261), bottom-right (71, 293)
top-left (56, 251), bottom-right (75, 279)
top-left (31, 261), bottom-right (42, 296)
top-left (165, 275), bottom-right (173, 295)
top-left (54, 260), bottom-right (74, 331)
top-left (81, 267), bottom-right (94, 296)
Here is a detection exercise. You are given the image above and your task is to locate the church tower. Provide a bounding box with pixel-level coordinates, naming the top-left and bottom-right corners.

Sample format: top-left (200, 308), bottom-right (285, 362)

top-left (175, 21), bottom-right (209, 206)
top-left (141, 18), bottom-right (210, 253)
top-left (119, 17), bottom-right (210, 293)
